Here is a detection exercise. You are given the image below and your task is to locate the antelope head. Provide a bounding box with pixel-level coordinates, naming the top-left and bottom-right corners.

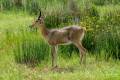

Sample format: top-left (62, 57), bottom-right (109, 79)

top-left (30, 11), bottom-right (45, 28)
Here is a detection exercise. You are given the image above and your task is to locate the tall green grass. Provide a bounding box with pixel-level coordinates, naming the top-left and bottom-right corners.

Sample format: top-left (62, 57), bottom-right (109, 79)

top-left (0, 0), bottom-right (120, 65)
top-left (0, 1), bottom-right (120, 80)
top-left (14, 30), bottom-right (50, 65)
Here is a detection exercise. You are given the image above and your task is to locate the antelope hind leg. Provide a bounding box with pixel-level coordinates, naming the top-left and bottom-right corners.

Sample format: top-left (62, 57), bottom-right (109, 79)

top-left (74, 42), bottom-right (86, 64)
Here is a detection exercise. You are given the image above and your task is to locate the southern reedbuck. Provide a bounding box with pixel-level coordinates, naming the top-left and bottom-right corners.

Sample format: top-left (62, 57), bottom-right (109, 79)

top-left (30, 11), bottom-right (87, 68)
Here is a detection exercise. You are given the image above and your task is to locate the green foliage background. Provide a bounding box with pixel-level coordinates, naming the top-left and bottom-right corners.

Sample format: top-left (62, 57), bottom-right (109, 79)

top-left (0, 0), bottom-right (120, 64)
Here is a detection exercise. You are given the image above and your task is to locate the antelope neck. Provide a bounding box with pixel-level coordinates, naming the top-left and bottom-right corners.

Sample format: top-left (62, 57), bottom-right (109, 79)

top-left (39, 24), bottom-right (49, 37)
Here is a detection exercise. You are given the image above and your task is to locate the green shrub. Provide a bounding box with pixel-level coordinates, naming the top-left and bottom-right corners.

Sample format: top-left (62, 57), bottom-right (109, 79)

top-left (93, 6), bottom-right (120, 60)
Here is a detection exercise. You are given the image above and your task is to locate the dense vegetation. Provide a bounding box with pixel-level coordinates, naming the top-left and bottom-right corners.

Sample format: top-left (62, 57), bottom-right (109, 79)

top-left (0, 0), bottom-right (120, 79)
top-left (1, 0), bottom-right (120, 61)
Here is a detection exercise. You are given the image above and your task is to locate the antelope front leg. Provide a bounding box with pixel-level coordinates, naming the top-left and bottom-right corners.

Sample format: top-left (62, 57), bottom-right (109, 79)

top-left (51, 45), bottom-right (58, 68)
